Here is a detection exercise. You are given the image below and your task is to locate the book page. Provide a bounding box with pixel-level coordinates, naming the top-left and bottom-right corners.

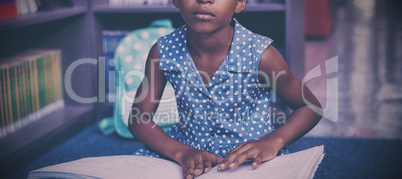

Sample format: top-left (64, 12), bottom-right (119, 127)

top-left (29, 146), bottom-right (324, 179)
top-left (199, 145), bottom-right (324, 179)
top-left (28, 156), bottom-right (182, 179)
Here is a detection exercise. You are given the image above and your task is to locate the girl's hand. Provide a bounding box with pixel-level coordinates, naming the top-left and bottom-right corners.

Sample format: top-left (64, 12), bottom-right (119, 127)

top-left (176, 148), bottom-right (224, 179)
top-left (217, 139), bottom-right (282, 171)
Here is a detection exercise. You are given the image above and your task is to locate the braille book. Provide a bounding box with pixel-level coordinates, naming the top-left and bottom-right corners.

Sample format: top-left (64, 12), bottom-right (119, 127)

top-left (28, 145), bottom-right (325, 179)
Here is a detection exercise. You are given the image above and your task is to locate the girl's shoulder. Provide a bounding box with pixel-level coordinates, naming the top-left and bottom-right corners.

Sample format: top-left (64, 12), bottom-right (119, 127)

top-left (229, 20), bottom-right (275, 59)
top-left (155, 25), bottom-right (187, 59)
top-left (230, 20), bottom-right (275, 67)
top-left (157, 25), bottom-right (187, 47)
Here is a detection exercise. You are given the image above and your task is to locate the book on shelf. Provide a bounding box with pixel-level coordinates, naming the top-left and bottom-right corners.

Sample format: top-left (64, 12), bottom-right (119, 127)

top-left (0, 49), bottom-right (64, 138)
top-left (0, 0), bottom-right (18, 19)
top-left (16, 0), bottom-right (29, 15)
top-left (28, 145), bottom-right (325, 179)
top-left (26, 0), bottom-right (38, 14)
top-left (102, 30), bottom-right (130, 102)
top-left (16, 0), bottom-right (38, 15)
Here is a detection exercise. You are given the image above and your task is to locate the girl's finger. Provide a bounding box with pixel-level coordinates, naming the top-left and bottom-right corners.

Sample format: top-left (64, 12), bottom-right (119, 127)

top-left (185, 168), bottom-right (194, 179)
top-left (181, 158), bottom-right (188, 178)
top-left (252, 155), bottom-right (263, 169)
top-left (194, 161), bottom-right (204, 176)
top-left (182, 165), bottom-right (188, 179)
top-left (228, 149), bottom-right (256, 170)
top-left (184, 159), bottom-right (195, 179)
top-left (193, 154), bottom-right (204, 176)
top-left (203, 153), bottom-right (212, 173)
top-left (219, 144), bottom-right (252, 170)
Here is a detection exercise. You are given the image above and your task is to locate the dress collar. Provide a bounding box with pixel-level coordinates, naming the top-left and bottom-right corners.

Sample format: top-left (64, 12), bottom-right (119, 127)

top-left (159, 19), bottom-right (255, 99)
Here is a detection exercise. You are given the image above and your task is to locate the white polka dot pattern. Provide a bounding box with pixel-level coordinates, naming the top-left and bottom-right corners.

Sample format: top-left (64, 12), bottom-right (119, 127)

top-left (115, 28), bottom-right (172, 91)
top-left (111, 21), bottom-right (176, 140)
top-left (134, 19), bottom-right (289, 158)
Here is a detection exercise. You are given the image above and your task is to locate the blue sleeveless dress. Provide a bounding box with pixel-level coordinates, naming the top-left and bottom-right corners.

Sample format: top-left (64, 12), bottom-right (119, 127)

top-left (134, 19), bottom-right (288, 158)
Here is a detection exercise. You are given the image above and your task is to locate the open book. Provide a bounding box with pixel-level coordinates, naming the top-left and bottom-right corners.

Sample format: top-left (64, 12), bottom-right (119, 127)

top-left (28, 145), bottom-right (324, 179)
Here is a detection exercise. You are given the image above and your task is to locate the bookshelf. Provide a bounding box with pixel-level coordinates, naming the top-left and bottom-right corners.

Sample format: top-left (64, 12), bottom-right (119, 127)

top-left (0, 0), bottom-right (304, 178)
top-left (0, 0), bottom-right (95, 178)
top-left (0, 7), bottom-right (86, 31)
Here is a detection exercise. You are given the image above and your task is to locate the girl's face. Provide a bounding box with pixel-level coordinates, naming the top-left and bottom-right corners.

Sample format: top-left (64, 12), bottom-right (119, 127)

top-left (173, 0), bottom-right (246, 33)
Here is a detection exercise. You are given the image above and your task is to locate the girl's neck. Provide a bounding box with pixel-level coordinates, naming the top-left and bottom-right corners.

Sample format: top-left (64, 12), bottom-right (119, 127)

top-left (186, 22), bottom-right (234, 59)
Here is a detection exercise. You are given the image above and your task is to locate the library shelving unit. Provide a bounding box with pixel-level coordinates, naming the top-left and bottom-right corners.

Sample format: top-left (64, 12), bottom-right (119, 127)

top-left (0, 0), bottom-right (304, 177)
top-left (0, 0), bottom-right (96, 177)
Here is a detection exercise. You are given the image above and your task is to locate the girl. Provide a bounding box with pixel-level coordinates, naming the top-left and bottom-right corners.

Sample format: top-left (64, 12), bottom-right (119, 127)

top-left (129, 0), bottom-right (322, 178)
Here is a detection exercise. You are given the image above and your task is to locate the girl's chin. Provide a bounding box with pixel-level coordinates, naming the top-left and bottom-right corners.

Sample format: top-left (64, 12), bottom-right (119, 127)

top-left (185, 19), bottom-right (232, 35)
top-left (187, 24), bottom-right (220, 34)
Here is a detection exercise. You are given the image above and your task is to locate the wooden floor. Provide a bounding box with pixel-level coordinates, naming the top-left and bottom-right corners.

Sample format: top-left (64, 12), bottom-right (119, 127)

top-left (304, 0), bottom-right (402, 139)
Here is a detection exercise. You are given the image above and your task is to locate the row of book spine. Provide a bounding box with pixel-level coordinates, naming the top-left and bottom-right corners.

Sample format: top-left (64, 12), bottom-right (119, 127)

top-left (102, 30), bottom-right (129, 102)
top-left (0, 0), bottom-right (37, 19)
top-left (0, 0), bottom-right (74, 20)
top-left (0, 49), bottom-right (64, 138)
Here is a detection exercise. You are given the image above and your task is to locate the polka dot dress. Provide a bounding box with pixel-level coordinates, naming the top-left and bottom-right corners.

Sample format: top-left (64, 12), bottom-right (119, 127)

top-left (134, 19), bottom-right (288, 158)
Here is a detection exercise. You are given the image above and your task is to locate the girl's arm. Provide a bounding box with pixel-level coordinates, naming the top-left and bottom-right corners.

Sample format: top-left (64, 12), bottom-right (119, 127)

top-left (128, 44), bottom-right (222, 179)
top-left (218, 45), bottom-right (323, 170)
top-left (128, 43), bottom-right (185, 161)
